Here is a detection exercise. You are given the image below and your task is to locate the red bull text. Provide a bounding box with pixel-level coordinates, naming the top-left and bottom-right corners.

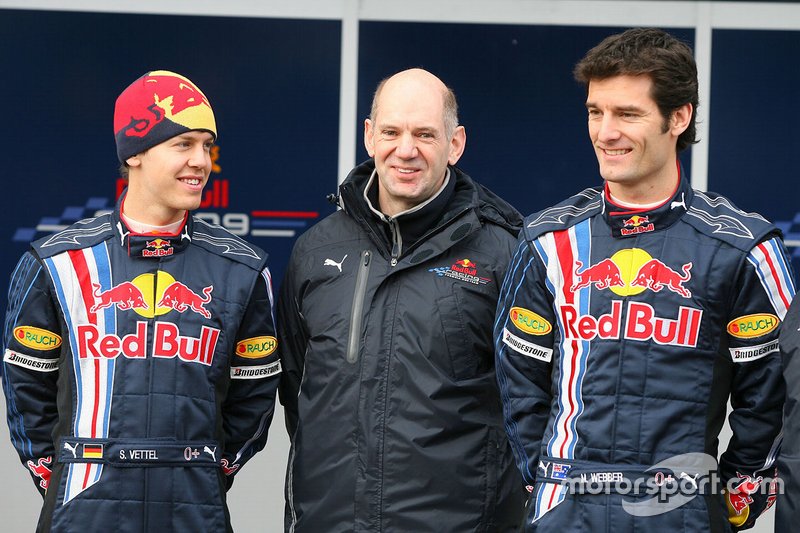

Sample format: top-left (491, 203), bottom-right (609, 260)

top-left (77, 321), bottom-right (220, 366)
top-left (559, 300), bottom-right (702, 347)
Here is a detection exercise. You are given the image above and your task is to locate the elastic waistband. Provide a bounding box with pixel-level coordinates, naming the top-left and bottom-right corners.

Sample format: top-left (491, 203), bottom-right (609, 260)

top-left (537, 455), bottom-right (715, 495)
top-left (58, 437), bottom-right (221, 467)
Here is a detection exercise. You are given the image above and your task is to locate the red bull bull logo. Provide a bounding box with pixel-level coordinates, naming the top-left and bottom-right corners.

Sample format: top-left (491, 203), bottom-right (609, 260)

top-left (90, 282), bottom-right (149, 313)
top-left (727, 473), bottom-right (763, 523)
top-left (571, 259), bottom-right (625, 291)
top-left (158, 282), bottom-right (213, 318)
top-left (115, 71), bottom-right (214, 140)
top-left (452, 258), bottom-right (477, 276)
top-left (630, 259), bottom-right (692, 298)
top-left (26, 456), bottom-right (52, 490)
top-left (91, 274), bottom-right (214, 320)
top-left (571, 250), bottom-right (692, 299)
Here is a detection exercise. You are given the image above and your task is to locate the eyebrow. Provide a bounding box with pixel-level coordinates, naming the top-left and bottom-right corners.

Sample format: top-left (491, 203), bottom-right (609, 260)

top-left (585, 102), bottom-right (644, 113)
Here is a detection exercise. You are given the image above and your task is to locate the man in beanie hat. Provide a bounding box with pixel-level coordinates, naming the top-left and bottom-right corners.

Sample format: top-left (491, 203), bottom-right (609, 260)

top-left (1, 70), bottom-right (280, 532)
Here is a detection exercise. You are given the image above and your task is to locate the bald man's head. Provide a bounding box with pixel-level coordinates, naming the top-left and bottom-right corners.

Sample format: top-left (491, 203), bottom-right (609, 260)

top-left (369, 69), bottom-right (459, 138)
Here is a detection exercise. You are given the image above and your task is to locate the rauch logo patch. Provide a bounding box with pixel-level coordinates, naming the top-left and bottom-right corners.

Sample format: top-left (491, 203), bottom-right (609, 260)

top-left (236, 336), bottom-right (278, 359)
top-left (509, 307), bottom-right (552, 335)
top-left (14, 326), bottom-right (62, 350)
top-left (727, 314), bottom-right (779, 339)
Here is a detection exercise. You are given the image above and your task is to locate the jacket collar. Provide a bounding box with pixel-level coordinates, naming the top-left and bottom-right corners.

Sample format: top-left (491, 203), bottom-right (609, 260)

top-left (603, 165), bottom-right (692, 239)
top-left (112, 189), bottom-right (193, 258)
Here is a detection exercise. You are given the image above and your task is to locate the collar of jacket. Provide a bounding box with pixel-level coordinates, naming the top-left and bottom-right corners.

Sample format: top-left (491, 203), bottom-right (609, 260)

top-left (362, 166), bottom-right (457, 251)
top-left (603, 163), bottom-right (694, 239)
top-left (112, 188), bottom-right (193, 258)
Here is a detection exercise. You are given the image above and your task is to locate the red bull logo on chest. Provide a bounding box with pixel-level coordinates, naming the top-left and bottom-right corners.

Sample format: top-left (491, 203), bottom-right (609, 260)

top-left (90, 272), bottom-right (212, 319)
top-left (83, 273), bottom-right (220, 365)
top-left (563, 248), bottom-right (702, 347)
top-left (571, 248), bottom-right (692, 298)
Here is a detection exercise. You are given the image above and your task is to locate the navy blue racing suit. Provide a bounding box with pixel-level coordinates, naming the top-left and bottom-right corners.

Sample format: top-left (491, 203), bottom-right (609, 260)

top-left (2, 196), bottom-right (281, 532)
top-left (495, 175), bottom-right (794, 532)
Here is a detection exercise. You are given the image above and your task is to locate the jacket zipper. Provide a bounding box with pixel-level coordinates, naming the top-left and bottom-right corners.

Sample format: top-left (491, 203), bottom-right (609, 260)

top-left (388, 218), bottom-right (401, 267)
top-left (346, 250), bottom-right (371, 364)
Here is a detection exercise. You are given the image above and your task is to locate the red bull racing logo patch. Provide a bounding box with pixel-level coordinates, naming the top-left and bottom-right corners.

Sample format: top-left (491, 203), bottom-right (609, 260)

top-left (620, 215), bottom-right (655, 236)
top-left (429, 258), bottom-right (491, 285)
top-left (143, 238), bottom-right (174, 258)
top-left (564, 249), bottom-right (701, 347)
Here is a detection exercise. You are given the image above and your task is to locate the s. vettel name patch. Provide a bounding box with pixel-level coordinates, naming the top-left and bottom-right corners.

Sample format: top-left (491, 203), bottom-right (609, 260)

top-left (727, 314), bottom-right (779, 339)
top-left (509, 307), bottom-right (552, 335)
top-left (4, 349), bottom-right (59, 372)
top-left (502, 328), bottom-right (553, 362)
top-left (729, 340), bottom-right (779, 363)
top-left (235, 336), bottom-right (278, 359)
top-left (13, 326), bottom-right (62, 350)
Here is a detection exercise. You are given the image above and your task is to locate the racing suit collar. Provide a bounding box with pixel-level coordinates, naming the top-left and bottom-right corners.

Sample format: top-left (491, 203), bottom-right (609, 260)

top-left (603, 165), bottom-right (693, 239)
top-left (113, 188), bottom-right (193, 258)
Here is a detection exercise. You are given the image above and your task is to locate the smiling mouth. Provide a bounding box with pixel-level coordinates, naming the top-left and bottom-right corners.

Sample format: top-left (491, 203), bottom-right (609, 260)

top-left (180, 177), bottom-right (202, 186)
top-left (602, 148), bottom-right (630, 156)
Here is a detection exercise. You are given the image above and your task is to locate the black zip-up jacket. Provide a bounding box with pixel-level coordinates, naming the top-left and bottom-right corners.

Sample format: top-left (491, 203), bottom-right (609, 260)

top-left (278, 159), bottom-right (526, 532)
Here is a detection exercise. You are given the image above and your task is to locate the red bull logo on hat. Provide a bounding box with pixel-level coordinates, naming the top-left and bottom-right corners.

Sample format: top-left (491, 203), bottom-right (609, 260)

top-left (114, 70), bottom-right (216, 141)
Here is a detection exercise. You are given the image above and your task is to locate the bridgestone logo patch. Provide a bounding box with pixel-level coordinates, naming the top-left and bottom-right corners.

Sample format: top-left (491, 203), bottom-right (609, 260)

top-left (230, 360), bottom-right (282, 380)
top-left (4, 349), bottom-right (59, 372)
top-left (502, 328), bottom-right (552, 362)
top-left (729, 340), bottom-right (779, 363)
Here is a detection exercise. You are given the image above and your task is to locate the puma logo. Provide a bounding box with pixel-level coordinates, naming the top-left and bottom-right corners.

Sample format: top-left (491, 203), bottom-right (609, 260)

top-left (324, 254), bottom-right (348, 273)
top-left (680, 471), bottom-right (699, 489)
top-left (64, 442), bottom-right (78, 459)
top-left (671, 193), bottom-right (687, 211)
top-left (203, 446), bottom-right (217, 461)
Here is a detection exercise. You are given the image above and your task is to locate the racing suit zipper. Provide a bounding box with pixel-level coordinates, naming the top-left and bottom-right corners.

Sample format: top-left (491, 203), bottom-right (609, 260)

top-left (346, 250), bottom-right (371, 364)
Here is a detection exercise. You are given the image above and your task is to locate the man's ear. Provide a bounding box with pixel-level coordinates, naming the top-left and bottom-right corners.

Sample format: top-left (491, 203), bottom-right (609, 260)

top-left (126, 154), bottom-right (142, 168)
top-left (670, 103), bottom-right (692, 137)
top-left (364, 119), bottom-right (375, 157)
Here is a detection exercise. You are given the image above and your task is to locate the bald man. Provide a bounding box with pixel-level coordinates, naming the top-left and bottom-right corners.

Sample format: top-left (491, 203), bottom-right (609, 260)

top-left (277, 69), bottom-right (526, 532)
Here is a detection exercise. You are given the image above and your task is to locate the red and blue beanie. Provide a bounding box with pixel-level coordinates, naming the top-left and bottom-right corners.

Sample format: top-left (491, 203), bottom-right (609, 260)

top-left (114, 70), bottom-right (217, 163)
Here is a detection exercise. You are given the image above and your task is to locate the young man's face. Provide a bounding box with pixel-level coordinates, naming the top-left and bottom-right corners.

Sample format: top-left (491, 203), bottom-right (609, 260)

top-left (124, 130), bottom-right (214, 224)
top-left (586, 74), bottom-right (689, 203)
top-left (364, 70), bottom-right (465, 217)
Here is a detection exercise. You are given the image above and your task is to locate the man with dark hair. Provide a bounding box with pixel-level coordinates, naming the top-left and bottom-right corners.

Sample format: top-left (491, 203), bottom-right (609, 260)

top-left (2, 70), bottom-right (280, 532)
top-left (278, 68), bottom-right (525, 531)
top-left (495, 28), bottom-right (794, 531)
